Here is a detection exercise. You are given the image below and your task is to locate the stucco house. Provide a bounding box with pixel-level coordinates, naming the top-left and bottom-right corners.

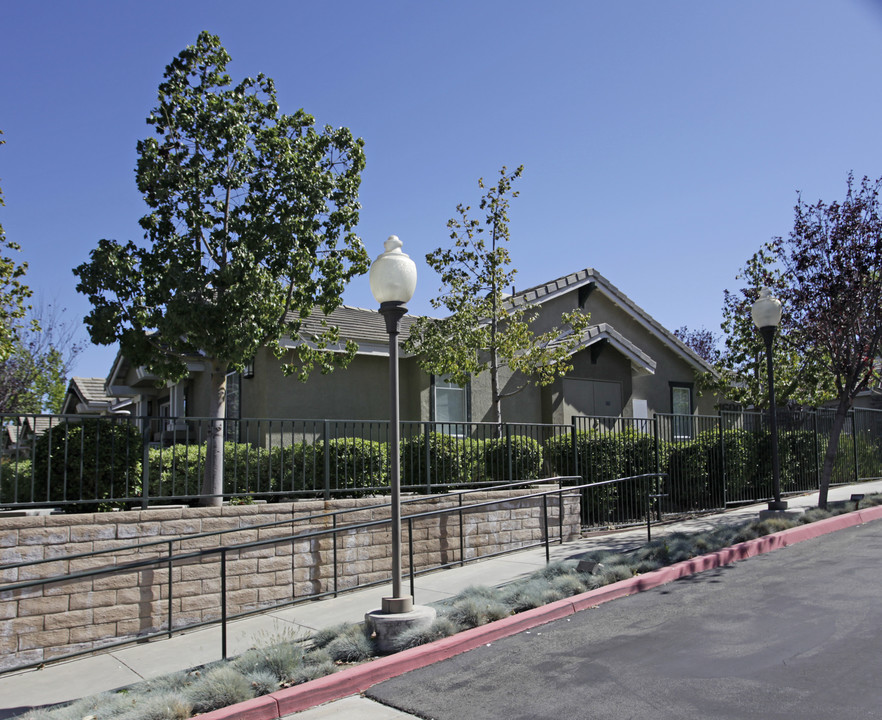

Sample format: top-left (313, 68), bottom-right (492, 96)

top-left (85, 268), bottom-right (718, 438)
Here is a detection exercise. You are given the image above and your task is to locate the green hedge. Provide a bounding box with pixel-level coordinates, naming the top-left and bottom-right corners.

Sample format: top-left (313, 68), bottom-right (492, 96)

top-left (31, 419), bottom-right (143, 511)
top-left (148, 439), bottom-right (388, 500)
top-left (400, 432), bottom-right (477, 490)
top-left (484, 435), bottom-right (543, 483)
top-left (0, 457), bottom-right (34, 504)
top-left (320, 437), bottom-right (389, 495)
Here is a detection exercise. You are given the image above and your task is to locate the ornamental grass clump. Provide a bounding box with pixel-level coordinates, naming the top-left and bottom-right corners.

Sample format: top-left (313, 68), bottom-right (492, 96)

top-left (116, 693), bottom-right (192, 720)
top-left (390, 617), bottom-right (459, 652)
top-left (21, 692), bottom-right (136, 720)
top-left (185, 666), bottom-right (253, 714)
top-left (244, 669), bottom-right (279, 697)
top-left (501, 578), bottom-right (566, 612)
top-left (324, 624), bottom-right (376, 663)
top-left (443, 595), bottom-right (511, 629)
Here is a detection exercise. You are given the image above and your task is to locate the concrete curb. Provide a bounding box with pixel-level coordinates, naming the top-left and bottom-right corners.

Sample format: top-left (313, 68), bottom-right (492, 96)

top-left (200, 504), bottom-right (882, 719)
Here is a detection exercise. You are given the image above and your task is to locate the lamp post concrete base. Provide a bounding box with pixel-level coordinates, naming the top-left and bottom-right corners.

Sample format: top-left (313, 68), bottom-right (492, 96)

top-left (366, 602), bottom-right (437, 654)
top-left (759, 506), bottom-right (804, 522)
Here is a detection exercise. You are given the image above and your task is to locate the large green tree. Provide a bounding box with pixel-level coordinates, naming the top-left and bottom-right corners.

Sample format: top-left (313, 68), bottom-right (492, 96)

top-left (74, 32), bottom-right (368, 505)
top-left (0, 131), bottom-right (32, 364)
top-left (405, 166), bottom-right (590, 425)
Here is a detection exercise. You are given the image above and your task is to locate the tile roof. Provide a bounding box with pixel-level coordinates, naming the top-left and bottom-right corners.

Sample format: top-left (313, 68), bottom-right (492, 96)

top-left (70, 377), bottom-right (112, 405)
top-left (292, 305), bottom-right (422, 345)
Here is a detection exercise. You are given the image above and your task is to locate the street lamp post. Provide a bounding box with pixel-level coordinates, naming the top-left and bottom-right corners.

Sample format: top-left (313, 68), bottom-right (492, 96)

top-left (751, 287), bottom-right (788, 512)
top-left (369, 235), bottom-right (417, 613)
top-left (365, 236), bottom-right (435, 652)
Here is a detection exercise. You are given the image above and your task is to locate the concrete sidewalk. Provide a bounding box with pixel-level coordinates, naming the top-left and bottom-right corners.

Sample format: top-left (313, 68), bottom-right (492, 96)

top-left (3, 481), bottom-right (880, 719)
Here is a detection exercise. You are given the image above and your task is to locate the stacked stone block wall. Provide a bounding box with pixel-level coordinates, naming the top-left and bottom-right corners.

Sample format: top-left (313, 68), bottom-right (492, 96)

top-left (0, 488), bottom-right (580, 672)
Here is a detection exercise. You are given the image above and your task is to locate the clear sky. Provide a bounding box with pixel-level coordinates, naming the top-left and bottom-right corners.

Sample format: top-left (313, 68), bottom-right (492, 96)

top-left (3, 0), bottom-right (882, 378)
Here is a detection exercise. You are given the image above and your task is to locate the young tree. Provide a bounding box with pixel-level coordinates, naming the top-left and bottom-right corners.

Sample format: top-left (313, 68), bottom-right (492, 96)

top-left (74, 32), bottom-right (368, 505)
top-left (713, 243), bottom-right (835, 409)
top-left (0, 131), bottom-right (32, 363)
top-left (0, 300), bottom-right (83, 413)
top-left (774, 173), bottom-right (882, 508)
top-left (405, 166), bottom-right (590, 425)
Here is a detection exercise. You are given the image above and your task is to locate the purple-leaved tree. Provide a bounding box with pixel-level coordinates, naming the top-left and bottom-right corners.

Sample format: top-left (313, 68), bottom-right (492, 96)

top-left (775, 173), bottom-right (882, 508)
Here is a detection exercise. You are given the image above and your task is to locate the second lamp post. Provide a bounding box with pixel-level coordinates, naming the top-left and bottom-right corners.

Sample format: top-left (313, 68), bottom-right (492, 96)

top-left (751, 287), bottom-right (787, 511)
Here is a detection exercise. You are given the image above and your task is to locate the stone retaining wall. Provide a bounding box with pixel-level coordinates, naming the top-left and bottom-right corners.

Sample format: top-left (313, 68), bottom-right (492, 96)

top-left (0, 488), bottom-right (580, 672)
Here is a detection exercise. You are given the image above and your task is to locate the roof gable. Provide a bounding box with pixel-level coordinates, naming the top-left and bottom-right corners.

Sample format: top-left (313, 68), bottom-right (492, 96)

top-left (511, 269), bottom-right (716, 376)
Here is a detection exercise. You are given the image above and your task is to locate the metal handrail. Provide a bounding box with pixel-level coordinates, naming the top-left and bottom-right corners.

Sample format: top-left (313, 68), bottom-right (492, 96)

top-left (0, 472), bottom-right (665, 675)
top-left (0, 477), bottom-right (562, 572)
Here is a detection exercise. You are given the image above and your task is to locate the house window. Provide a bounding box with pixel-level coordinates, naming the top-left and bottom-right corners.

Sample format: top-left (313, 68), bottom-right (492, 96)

top-left (671, 383), bottom-right (693, 439)
top-left (432, 375), bottom-right (469, 426)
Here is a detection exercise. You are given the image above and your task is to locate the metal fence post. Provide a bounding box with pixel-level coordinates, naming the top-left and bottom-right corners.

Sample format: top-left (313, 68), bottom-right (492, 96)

top-left (323, 420), bottom-right (331, 500)
top-left (141, 424), bottom-right (151, 510)
top-left (506, 423), bottom-right (513, 481)
top-left (719, 412), bottom-right (727, 508)
top-left (813, 410), bottom-right (820, 489)
top-left (571, 417), bottom-right (587, 525)
top-left (852, 411), bottom-right (860, 482)
top-left (424, 422), bottom-right (431, 494)
top-left (220, 548), bottom-right (228, 660)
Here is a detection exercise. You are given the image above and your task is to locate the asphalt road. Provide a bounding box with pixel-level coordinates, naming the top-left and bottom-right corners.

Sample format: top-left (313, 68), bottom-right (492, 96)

top-left (366, 522), bottom-right (882, 720)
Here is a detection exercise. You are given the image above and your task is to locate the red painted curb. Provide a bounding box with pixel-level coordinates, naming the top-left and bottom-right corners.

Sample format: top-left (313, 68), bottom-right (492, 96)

top-left (198, 695), bottom-right (279, 720)
top-left (212, 503), bottom-right (882, 719)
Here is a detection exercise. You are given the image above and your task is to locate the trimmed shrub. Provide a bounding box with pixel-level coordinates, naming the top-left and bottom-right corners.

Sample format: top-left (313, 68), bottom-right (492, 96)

top-left (542, 433), bottom-right (577, 477)
top-left (0, 457), bottom-right (33, 504)
top-left (31, 419), bottom-right (143, 511)
top-left (400, 431), bottom-right (475, 490)
top-left (319, 437), bottom-right (389, 496)
top-left (483, 434), bottom-right (543, 483)
top-left (147, 440), bottom-right (322, 502)
top-left (665, 441), bottom-right (709, 510)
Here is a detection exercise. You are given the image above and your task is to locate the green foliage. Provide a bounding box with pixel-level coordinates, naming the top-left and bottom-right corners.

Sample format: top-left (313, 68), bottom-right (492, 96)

top-left (73, 32), bottom-right (368, 502)
top-left (542, 433), bottom-right (578, 477)
top-left (405, 165), bottom-right (590, 424)
top-left (714, 242), bottom-right (835, 408)
top-left (0, 456), bottom-right (33, 504)
top-left (666, 442), bottom-right (710, 510)
top-left (320, 437), bottom-right (389, 495)
top-left (147, 438), bottom-right (385, 500)
top-left (484, 434), bottom-right (543, 482)
top-left (0, 301), bottom-right (83, 414)
top-left (0, 132), bottom-right (33, 365)
top-left (31, 419), bottom-right (143, 511)
top-left (400, 431), bottom-right (477, 489)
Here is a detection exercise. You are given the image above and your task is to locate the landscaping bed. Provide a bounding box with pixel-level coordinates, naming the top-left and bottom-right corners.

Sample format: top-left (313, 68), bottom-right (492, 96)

top-left (19, 495), bottom-right (882, 720)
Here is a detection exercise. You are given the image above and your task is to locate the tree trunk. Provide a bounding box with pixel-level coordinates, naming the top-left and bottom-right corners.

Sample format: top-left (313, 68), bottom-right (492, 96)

top-left (200, 363), bottom-right (227, 507)
top-left (817, 396), bottom-right (851, 510)
top-left (490, 348), bottom-right (502, 429)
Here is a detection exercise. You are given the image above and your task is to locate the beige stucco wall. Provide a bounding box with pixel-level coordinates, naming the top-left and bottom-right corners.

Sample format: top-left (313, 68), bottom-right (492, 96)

top-left (238, 348), bottom-right (422, 423)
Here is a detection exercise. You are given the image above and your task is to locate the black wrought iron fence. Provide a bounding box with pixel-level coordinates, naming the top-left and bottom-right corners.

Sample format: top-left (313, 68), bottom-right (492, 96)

top-left (2, 407), bottom-right (881, 516)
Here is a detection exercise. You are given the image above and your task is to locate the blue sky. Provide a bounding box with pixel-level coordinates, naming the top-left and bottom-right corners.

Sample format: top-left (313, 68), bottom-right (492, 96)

top-left (3, 0), bottom-right (882, 378)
